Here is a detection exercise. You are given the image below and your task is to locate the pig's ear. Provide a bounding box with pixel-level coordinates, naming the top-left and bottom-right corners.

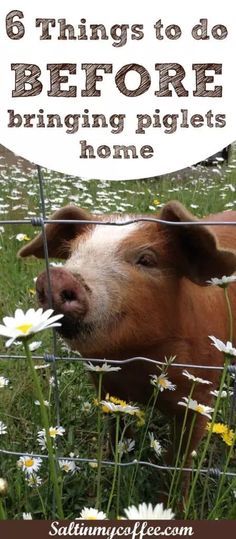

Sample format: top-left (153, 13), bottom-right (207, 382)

top-left (160, 201), bottom-right (236, 285)
top-left (18, 206), bottom-right (93, 259)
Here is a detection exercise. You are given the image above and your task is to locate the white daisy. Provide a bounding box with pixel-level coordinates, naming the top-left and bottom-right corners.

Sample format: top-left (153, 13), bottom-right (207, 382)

top-left (84, 362), bottom-right (121, 373)
top-left (18, 455), bottom-right (42, 476)
top-left (34, 400), bottom-right (50, 407)
top-left (100, 399), bottom-right (140, 415)
top-left (0, 376), bottom-right (9, 388)
top-left (149, 432), bottom-right (162, 457)
top-left (16, 233), bottom-right (30, 242)
top-left (210, 389), bottom-right (233, 398)
top-left (0, 478), bottom-right (8, 495)
top-left (81, 401), bottom-right (92, 413)
top-left (206, 275), bottom-right (236, 287)
top-left (123, 502), bottom-right (174, 520)
top-left (150, 373), bottom-right (176, 392)
top-left (182, 370), bottom-right (212, 385)
top-left (29, 341), bottom-right (42, 352)
top-left (38, 426), bottom-right (65, 440)
top-left (88, 461), bottom-right (98, 469)
top-left (26, 475), bottom-right (43, 488)
top-left (0, 308), bottom-right (64, 348)
top-left (0, 421), bottom-right (7, 435)
top-left (178, 397), bottom-right (213, 419)
top-left (209, 336), bottom-right (236, 357)
top-left (59, 459), bottom-right (77, 474)
top-left (34, 364), bottom-right (50, 370)
top-left (118, 438), bottom-right (135, 457)
top-left (77, 507), bottom-right (107, 520)
top-left (22, 512), bottom-right (33, 519)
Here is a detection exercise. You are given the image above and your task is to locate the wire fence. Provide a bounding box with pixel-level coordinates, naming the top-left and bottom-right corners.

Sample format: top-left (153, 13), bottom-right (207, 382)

top-left (0, 164), bottom-right (236, 482)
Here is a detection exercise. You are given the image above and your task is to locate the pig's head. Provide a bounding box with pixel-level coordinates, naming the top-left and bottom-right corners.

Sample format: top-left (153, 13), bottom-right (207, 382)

top-left (18, 202), bottom-right (236, 359)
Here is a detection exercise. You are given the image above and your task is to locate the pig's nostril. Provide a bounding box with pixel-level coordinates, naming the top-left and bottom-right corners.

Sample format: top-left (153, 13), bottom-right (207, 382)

top-left (60, 289), bottom-right (77, 303)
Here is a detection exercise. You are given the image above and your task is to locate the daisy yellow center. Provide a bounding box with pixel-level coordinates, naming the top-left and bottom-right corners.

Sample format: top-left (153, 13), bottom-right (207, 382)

top-left (49, 428), bottom-right (57, 437)
top-left (196, 405), bottom-right (204, 414)
top-left (86, 517), bottom-right (97, 520)
top-left (110, 396), bottom-right (127, 406)
top-left (16, 323), bottom-right (33, 334)
top-left (25, 458), bottom-right (34, 467)
top-left (159, 378), bottom-right (168, 388)
top-left (63, 465), bottom-right (69, 472)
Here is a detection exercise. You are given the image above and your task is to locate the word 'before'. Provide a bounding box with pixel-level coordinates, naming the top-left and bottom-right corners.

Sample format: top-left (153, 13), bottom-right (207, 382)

top-left (11, 63), bottom-right (223, 98)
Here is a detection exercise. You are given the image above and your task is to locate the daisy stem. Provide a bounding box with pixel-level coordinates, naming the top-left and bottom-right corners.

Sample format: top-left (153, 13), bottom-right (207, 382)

top-left (210, 427), bottom-right (236, 518)
top-left (116, 421), bottom-right (130, 518)
top-left (207, 465), bottom-right (236, 519)
top-left (128, 387), bottom-right (160, 504)
top-left (23, 340), bottom-right (64, 519)
top-left (171, 413), bottom-right (197, 509)
top-left (36, 486), bottom-right (47, 519)
top-left (224, 287), bottom-right (233, 343)
top-left (106, 414), bottom-right (120, 516)
top-left (200, 439), bottom-right (216, 519)
top-left (95, 373), bottom-right (104, 510)
top-left (0, 499), bottom-right (6, 520)
top-left (168, 382), bottom-right (196, 506)
top-left (184, 357), bottom-right (229, 519)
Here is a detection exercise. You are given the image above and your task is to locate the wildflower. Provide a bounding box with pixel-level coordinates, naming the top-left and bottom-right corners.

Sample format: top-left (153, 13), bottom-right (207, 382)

top-left (182, 370), bottom-right (212, 385)
top-left (135, 410), bottom-right (145, 427)
top-left (100, 396), bottom-right (140, 415)
top-left (26, 475), bottom-right (43, 488)
top-left (81, 401), bottom-right (92, 413)
top-left (59, 459), bottom-right (77, 474)
top-left (28, 288), bottom-right (36, 297)
top-left (149, 432), bottom-right (162, 457)
top-left (118, 438), bottom-right (135, 457)
top-left (210, 389), bottom-right (233, 398)
top-left (29, 341), bottom-right (42, 352)
top-left (34, 400), bottom-right (50, 407)
top-left (0, 376), bottom-right (9, 388)
top-left (0, 478), bottom-right (8, 495)
top-left (18, 455), bottom-right (42, 476)
top-left (178, 397), bottom-right (213, 419)
top-left (0, 308), bottom-right (64, 348)
top-left (50, 262), bottom-right (63, 268)
top-left (123, 502), bottom-right (174, 520)
top-left (16, 233), bottom-right (30, 242)
top-left (153, 199), bottom-right (160, 206)
top-left (84, 361), bottom-right (121, 373)
top-left (191, 450), bottom-right (197, 458)
top-left (77, 507), bottom-right (107, 520)
top-left (221, 429), bottom-right (234, 447)
top-left (150, 373), bottom-right (176, 392)
top-left (37, 426), bottom-right (65, 449)
top-left (209, 336), bottom-right (236, 357)
top-left (207, 422), bottom-right (227, 435)
top-left (0, 421), bottom-right (7, 435)
top-left (207, 422), bottom-right (235, 446)
top-left (89, 461), bottom-right (98, 469)
top-left (34, 363), bottom-right (50, 370)
top-left (23, 513), bottom-right (33, 519)
top-left (206, 275), bottom-right (236, 288)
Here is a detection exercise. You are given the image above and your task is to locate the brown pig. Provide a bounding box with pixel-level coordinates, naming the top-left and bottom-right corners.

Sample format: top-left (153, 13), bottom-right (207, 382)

top-left (18, 201), bottom-right (236, 460)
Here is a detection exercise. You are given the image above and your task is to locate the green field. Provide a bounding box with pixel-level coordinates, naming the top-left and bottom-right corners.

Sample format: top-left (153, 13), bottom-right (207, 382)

top-left (0, 145), bottom-right (236, 520)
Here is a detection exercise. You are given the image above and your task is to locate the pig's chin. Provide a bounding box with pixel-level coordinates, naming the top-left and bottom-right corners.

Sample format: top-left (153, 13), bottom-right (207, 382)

top-left (56, 314), bottom-right (94, 341)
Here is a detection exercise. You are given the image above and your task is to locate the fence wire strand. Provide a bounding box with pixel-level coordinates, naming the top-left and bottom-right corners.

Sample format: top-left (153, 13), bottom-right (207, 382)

top-left (0, 163), bottom-right (236, 483)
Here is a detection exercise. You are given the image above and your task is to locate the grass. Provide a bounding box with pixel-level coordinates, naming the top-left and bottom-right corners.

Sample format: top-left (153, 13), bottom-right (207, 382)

top-left (0, 145), bottom-right (236, 519)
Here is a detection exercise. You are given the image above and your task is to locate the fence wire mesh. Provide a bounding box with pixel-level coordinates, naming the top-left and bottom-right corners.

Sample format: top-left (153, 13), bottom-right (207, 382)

top-left (0, 164), bottom-right (236, 482)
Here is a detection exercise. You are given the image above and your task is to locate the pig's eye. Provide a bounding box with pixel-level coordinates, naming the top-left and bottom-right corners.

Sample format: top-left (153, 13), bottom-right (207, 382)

top-left (136, 253), bottom-right (157, 268)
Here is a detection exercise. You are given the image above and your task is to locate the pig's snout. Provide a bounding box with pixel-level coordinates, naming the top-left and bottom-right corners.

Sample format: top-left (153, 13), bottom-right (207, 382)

top-left (36, 268), bottom-right (88, 319)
